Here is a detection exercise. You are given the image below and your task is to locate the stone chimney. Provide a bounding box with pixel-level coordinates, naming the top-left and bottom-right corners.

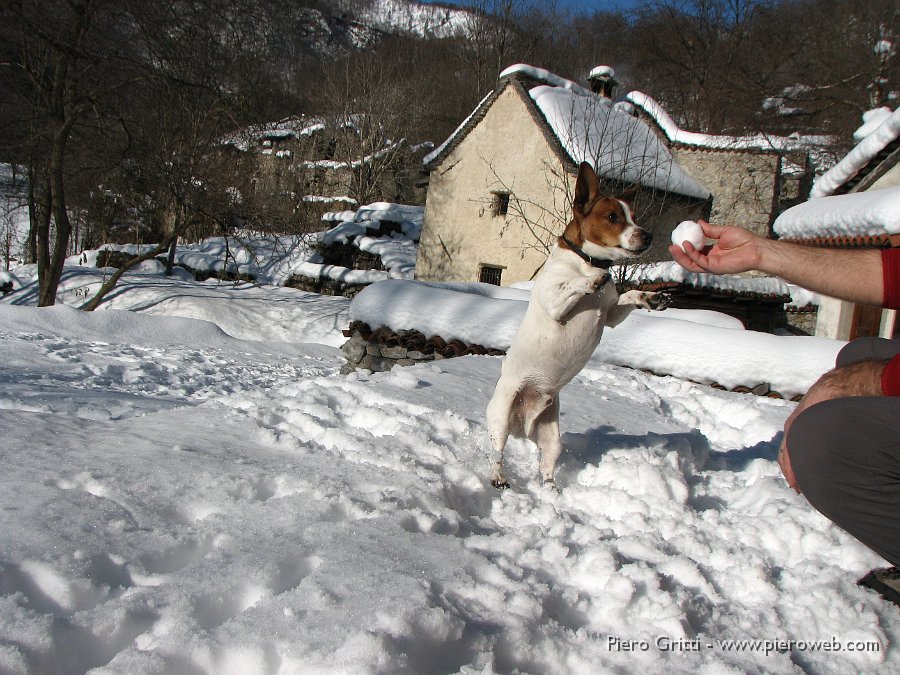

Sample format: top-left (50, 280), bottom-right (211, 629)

top-left (588, 65), bottom-right (618, 99)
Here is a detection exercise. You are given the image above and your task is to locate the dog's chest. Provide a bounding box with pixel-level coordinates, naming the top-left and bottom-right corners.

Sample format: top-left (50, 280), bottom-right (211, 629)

top-left (555, 290), bottom-right (611, 344)
top-left (521, 291), bottom-right (611, 387)
top-left (533, 281), bottom-right (614, 351)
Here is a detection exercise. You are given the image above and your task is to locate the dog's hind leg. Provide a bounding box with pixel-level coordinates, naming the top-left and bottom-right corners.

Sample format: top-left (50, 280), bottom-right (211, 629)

top-left (531, 397), bottom-right (562, 487)
top-left (486, 383), bottom-right (516, 488)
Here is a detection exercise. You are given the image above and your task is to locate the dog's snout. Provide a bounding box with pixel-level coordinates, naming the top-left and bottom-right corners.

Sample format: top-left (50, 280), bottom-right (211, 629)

top-left (626, 227), bottom-right (652, 253)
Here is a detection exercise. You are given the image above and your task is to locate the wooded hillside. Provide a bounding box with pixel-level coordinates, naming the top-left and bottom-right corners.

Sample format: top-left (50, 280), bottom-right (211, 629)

top-left (0, 0), bottom-right (896, 304)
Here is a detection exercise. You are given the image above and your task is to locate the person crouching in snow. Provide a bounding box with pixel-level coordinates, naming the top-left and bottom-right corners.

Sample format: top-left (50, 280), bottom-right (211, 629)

top-left (670, 220), bottom-right (900, 606)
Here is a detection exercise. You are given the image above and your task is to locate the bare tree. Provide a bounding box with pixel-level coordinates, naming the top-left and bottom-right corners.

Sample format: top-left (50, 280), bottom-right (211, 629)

top-left (316, 37), bottom-right (431, 206)
top-left (868, 21), bottom-right (897, 109)
top-left (622, 0), bottom-right (899, 143)
top-left (458, 0), bottom-right (525, 97)
top-left (1, 164), bottom-right (28, 271)
top-left (0, 0), bottom-right (150, 306)
top-left (81, 0), bottom-right (279, 309)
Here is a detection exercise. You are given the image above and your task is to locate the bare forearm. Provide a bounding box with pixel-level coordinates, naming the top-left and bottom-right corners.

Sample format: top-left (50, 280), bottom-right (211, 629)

top-left (758, 241), bottom-right (884, 305)
top-left (671, 222), bottom-right (887, 305)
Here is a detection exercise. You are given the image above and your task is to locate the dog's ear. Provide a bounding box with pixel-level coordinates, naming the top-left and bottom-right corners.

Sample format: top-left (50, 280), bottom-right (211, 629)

top-left (574, 162), bottom-right (601, 216)
top-left (617, 184), bottom-right (639, 205)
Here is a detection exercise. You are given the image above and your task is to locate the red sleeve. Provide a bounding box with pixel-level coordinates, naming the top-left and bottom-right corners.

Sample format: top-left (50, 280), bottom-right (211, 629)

top-left (883, 355), bottom-right (900, 396)
top-left (879, 249), bottom-right (900, 395)
top-left (883, 248), bottom-right (900, 309)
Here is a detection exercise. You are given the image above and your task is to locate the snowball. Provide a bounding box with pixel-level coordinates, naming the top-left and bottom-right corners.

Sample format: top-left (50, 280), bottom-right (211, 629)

top-left (671, 220), bottom-right (706, 251)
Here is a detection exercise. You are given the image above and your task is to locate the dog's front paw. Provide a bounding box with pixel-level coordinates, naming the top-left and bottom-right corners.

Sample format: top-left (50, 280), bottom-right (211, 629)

top-left (619, 289), bottom-right (671, 310)
top-left (646, 292), bottom-right (672, 311)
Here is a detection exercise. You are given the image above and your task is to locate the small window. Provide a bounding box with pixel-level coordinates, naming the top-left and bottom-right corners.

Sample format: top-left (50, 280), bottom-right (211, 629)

top-left (479, 265), bottom-right (503, 286)
top-left (491, 191), bottom-right (510, 217)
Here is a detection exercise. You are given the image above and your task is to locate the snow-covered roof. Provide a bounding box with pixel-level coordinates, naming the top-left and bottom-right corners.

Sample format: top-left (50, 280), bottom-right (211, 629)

top-left (810, 107), bottom-right (900, 198)
top-left (422, 91), bottom-right (492, 166)
top-left (426, 64), bottom-right (711, 200)
top-left (773, 186), bottom-right (900, 240)
top-left (313, 202), bottom-right (423, 283)
top-left (499, 64), bottom-right (590, 94)
top-left (530, 85), bottom-right (711, 199)
top-left (624, 92), bottom-right (820, 154)
top-left (223, 116), bottom-right (326, 151)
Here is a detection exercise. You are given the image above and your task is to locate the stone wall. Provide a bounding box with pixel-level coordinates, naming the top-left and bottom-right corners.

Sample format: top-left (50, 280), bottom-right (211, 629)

top-left (339, 320), bottom-right (800, 400)
top-left (672, 148), bottom-right (780, 236)
top-left (340, 321), bottom-right (503, 374)
top-left (284, 276), bottom-right (368, 298)
top-left (320, 241), bottom-right (384, 271)
top-left (785, 307), bottom-right (818, 336)
top-left (283, 237), bottom-right (389, 298)
top-left (245, 135), bottom-right (428, 217)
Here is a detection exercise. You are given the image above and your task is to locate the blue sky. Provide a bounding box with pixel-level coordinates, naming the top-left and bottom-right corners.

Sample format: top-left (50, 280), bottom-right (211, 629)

top-left (547, 0), bottom-right (646, 12)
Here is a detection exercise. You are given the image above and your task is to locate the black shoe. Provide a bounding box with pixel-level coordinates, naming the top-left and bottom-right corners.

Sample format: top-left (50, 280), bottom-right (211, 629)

top-left (858, 567), bottom-right (900, 606)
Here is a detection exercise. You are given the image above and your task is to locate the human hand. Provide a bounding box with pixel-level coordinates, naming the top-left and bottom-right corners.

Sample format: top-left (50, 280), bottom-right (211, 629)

top-left (668, 221), bottom-right (765, 275)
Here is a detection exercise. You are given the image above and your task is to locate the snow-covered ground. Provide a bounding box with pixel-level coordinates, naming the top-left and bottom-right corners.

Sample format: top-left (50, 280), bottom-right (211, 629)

top-left (1, 252), bottom-right (898, 674)
top-left (64, 202), bottom-right (424, 291)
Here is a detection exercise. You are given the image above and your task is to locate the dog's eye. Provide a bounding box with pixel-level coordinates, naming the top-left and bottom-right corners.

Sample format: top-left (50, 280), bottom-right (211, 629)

top-left (608, 213), bottom-right (619, 223)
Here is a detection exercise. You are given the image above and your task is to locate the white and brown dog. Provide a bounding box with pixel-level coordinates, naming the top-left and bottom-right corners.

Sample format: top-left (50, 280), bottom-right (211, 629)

top-left (486, 162), bottom-right (669, 488)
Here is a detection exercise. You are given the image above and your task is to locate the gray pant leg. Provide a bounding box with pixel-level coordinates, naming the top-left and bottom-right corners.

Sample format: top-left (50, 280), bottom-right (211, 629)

top-left (788, 396), bottom-right (900, 565)
top-left (836, 337), bottom-right (900, 367)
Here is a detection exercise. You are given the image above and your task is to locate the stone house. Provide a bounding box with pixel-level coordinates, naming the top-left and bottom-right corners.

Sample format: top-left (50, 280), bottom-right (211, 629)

top-left (773, 107), bottom-right (900, 341)
top-left (416, 64), bottom-right (819, 286)
top-left (224, 116), bottom-right (428, 226)
top-left (416, 65), bottom-right (711, 285)
top-left (623, 92), bottom-right (819, 239)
